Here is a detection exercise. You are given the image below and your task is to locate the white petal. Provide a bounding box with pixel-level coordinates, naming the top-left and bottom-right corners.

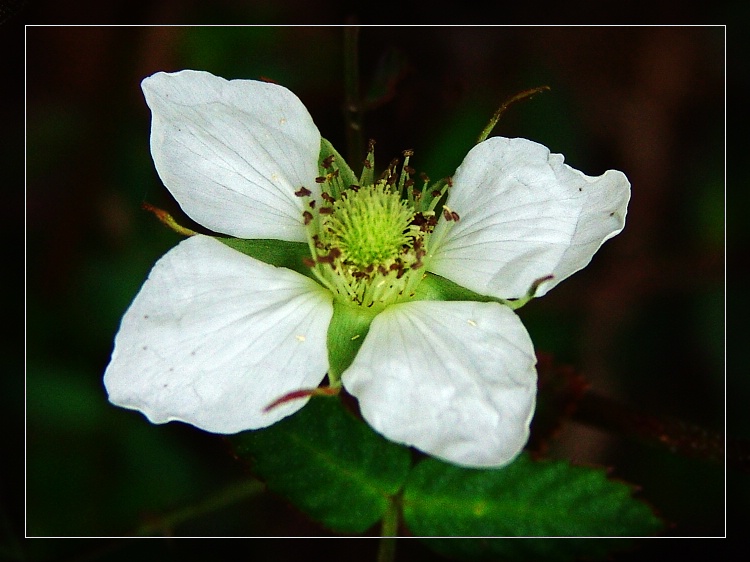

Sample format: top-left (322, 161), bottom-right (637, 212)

top-left (142, 70), bottom-right (321, 242)
top-left (103, 235), bottom-right (333, 433)
top-left (429, 137), bottom-right (630, 299)
top-left (341, 300), bottom-right (537, 468)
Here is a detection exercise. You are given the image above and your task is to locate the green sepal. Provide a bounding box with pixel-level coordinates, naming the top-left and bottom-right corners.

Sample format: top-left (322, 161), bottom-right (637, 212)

top-left (228, 396), bottom-right (412, 534)
top-left (413, 272), bottom-right (507, 304)
top-left (414, 271), bottom-right (538, 310)
top-left (326, 299), bottom-right (379, 384)
top-left (320, 137), bottom-right (359, 195)
top-left (403, 454), bottom-right (663, 560)
top-left (215, 237), bottom-right (314, 279)
top-left (360, 141), bottom-right (375, 187)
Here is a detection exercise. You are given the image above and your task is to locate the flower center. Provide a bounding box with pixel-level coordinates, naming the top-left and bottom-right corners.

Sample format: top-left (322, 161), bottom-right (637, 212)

top-left (296, 143), bottom-right (456, 309)
top-left (328, 181), bottom-right (413, 269)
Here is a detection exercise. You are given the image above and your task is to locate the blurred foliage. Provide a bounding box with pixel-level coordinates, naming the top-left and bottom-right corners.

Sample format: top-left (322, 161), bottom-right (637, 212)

top-left (21, 23), bottom-right (733, 562)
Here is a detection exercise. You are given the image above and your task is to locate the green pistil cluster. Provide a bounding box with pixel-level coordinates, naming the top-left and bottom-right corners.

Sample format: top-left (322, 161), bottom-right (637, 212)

top-left (327, 182), bottom-right (415, 269)
top-left (296, 141), bottom-right (457, 309)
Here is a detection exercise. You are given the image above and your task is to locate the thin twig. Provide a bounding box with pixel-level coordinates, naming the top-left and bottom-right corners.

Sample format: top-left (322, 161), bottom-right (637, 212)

top-left (573, 390), bottom-right (749, 473)
top-left (476, 85), bottom-right (550, 144)
top-left (133, 478), bottom-right (265, 536)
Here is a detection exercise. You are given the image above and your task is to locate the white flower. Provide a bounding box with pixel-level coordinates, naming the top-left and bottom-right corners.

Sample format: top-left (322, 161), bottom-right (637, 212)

top-left (104, 70), bottom-right (630, 468)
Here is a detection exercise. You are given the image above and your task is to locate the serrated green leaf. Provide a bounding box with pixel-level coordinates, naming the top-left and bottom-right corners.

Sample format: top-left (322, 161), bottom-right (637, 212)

top-left (216, 237), bottom-right (314, 278)
top-left (403, 454), bottom-right (662, 560)
top-left (229, 397), bottom-right (412, 533)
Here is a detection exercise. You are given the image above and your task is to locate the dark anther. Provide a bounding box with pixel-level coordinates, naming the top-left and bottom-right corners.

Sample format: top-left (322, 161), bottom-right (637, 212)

top-left (446, 176), bottom-right (453, 187)
top-left (295, 186), bottom-right (312, 197)
top-left (322, 154), bottom-right (336, 168)
top-left (317, 247), bottom-right (342, 264)
top-left (404, 179), bottom-right (415, 188)
top-left (302, 257), bottom-right (316, 268)
top-left (319, 206), bottom-right (333, 215)
top-left (420, 172), bottom-right (430, 182)
top-left (363, 159), bottom-right (372, 169)
top-left (403, 149), bottom-right (414, 157)
top-left (315, 176), bottom-right (327, 183)
top-left (309, 200), bottom-right (316, 209)
top-left (303, 211), bottom-right (313, 225)
top-left (321, 192), bottom-right (335, 203)
top-left (332, 169), bottom-right (340, 178)
top-left (415, 213), bottom-right (437, 232)
top-left (443, 208), bottom-right (460, 222)
top-left (348, 184), bottom-right (360, 192)
top-left (431, 190), bottom-right (442, 198)
top-left (368, 139), bottom-right (376, 151)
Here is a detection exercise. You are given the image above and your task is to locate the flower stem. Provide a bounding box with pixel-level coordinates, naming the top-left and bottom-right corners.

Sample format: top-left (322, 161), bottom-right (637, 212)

top-left (343, 23), bottom-right (364, 166)
top-left (377, 496), bottom-right (400, 562)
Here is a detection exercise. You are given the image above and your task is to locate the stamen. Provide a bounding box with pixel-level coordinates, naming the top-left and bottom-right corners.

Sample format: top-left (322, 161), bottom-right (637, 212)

top-left (442, 205), bottom-right (460, 222)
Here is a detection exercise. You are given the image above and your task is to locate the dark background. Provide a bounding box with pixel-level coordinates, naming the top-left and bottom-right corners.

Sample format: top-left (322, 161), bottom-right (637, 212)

top-left (11, 5), bottom-right (738, 561)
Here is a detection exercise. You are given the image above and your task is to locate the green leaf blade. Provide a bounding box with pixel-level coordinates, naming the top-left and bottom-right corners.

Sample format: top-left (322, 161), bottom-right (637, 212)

top-left (403, 454), bottom-right (663, 560)
top-left (230, 397), bottom-right (411, 534)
